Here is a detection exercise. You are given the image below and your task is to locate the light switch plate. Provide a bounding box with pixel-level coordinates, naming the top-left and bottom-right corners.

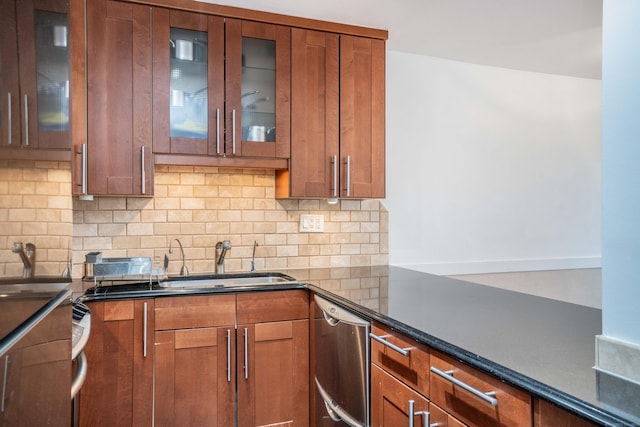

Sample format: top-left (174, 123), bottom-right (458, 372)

top-left (300, 214), bottom-right (324, 233)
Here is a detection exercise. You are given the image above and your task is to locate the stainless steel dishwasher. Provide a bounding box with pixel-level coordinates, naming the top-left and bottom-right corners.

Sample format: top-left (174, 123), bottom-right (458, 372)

top-left (313, 294), bottom-right (370, 427)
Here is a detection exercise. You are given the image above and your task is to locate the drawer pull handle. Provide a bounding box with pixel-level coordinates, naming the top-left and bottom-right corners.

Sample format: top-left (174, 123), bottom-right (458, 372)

top-left (243, 327), bottom-right (249, 379)
top-left (370, 332), bottom-right (411, 356)
top-left (408, 400), bottom-right (430, 427)
top-left (226, 329), bottom-right (231, 382)
top-left (143, 302), bottom-right (148, 357)
top-left (430, 367), bottom-right (498, 406)
top-left (7, 93), bottom-right (12, 144)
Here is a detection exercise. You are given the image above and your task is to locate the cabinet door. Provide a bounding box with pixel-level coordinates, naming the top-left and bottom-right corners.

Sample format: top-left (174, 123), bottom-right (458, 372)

top-left (371, 363), bottom-right (430, 427)
top-left (0, 0), bottom-right (21, 148)
top-left (225, 19), bottom-right (291, 158)
top-left (152, 9), bottom-right (224, 156)
top-left (340, 35), bottom-right (385, 198)
top-left (1, 0), bottom-right (71, 151)
top-left (154, 327), bottom-right (235, 427)
top-left (287, 28), bottom-right (339, 198)
top-left (79, 300), bottom-right (154, 427)
top-left (85, 0), bottom-right (153, 195)
top-left (237, 319), bottom-right (309, 427)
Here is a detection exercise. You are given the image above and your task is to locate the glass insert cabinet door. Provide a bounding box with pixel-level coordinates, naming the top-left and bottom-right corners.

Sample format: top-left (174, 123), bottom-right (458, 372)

top-left (152, 10), bottom-right (225, 156)
top-left (225, 20), bottom-right (290, 158)
top-left (241, 37), bottom-right (276, 143)
top-left (169, 27), bottom-right (208, 140)
top-left (1, 0), bottom-right (70, 150)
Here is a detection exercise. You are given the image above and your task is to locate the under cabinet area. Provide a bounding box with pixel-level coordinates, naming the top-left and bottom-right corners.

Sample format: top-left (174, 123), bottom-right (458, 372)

top-left (1, 0), bottom-right (72, 157)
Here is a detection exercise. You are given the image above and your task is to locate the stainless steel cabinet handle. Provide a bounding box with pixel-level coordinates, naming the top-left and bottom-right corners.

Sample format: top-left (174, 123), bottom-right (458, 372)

top-left (141, 146), bottom-right (146, 194)
top-left (7, 93), bottom-right (11, 144)
top-left (243, 327), bottom-right (248, 379)
top-left (216, 108), bottom-right (221, 155)
top-left (226, 329), bottom-right (231, 382)
top-left (231, 109), bottom-right (237, 155)
top-left (408, 400), bottom-right (430, 427)
top-left (71, 351), bottom-right (87, 399)
top-left (331, 155), bottom-right (338, 197)
top-left (81, 143), bottom-right (87, 194)
top-left (430, 367), bottom-right (498, 406)
top-left (23, 94), bottom-right (29, 146)
top-left (370, 332), bottom-right (411, 356)
top-left (143, 302), bottom-right (148, 358)
top-left (1, 355), bottom-right (8, 412)
top-left (344, 155), bottom-right (351, 197)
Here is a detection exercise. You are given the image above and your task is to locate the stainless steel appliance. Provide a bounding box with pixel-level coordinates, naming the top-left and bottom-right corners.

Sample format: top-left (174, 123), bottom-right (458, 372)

top-left (313, 295), bottom-right (370, 427)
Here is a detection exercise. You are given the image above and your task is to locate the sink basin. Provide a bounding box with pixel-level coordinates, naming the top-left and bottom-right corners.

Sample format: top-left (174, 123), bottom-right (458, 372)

top-left (158, 272), bottom-right (297, 289)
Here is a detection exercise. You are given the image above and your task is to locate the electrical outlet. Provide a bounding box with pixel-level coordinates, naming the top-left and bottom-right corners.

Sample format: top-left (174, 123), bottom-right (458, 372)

top-left (299, 214), bottom-right (324, 233)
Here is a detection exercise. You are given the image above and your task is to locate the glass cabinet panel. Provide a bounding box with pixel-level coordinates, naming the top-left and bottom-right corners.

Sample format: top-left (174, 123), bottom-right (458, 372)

top-left (170, 28), bottom-right (208, 139)
top-left (241, 37), bottom-right (276, 143)
top-left (35, 10), bottom-right (70, 132)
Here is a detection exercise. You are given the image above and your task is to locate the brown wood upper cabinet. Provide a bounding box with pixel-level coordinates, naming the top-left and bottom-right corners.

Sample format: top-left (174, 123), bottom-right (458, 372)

top-left (77, 0), bottom-right (154, 196)
top-left (152, 12), bottom-right (291, 161)
top-left (279, 30), bottom-right (385, 199)
top-left (0, 0), bottom-right (72, 157)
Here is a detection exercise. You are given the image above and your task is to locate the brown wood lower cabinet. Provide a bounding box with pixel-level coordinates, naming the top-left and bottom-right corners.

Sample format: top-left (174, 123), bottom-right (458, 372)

top-left (79, 290), bottom-right (310, 427)
top-left (154, 294), bottom-right (237, 427)
top-left (237, 290), bottom-right (310, 427)
top-left (371, 363), bottom-right (430, 427)
top-left (79, 299), bottom-right (154, 427)
top-left (533, 399), bottom-right (599, 427)
top-left (237, 319), bottom-right (310, 427)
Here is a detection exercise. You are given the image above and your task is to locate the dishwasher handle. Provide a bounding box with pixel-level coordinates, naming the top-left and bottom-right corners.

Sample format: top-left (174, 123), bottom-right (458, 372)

top-left (314, 295), bottom-right (369, 327)
top-left (315, 377), bottom-right (364, 427)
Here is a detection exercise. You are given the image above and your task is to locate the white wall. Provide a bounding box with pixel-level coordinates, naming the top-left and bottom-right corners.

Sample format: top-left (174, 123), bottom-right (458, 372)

top-left (385, 51), bottom-right (602, 275)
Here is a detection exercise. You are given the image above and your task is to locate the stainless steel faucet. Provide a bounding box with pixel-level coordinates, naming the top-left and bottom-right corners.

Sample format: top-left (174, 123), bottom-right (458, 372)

top-left (12, 242), bottom-right (36, 279)
top-left (215, 240), bottom-right (232, 274)
top-left (169, 238), bottom-right (189, 276)
top-left (251, 240), bottom-right (259, 272)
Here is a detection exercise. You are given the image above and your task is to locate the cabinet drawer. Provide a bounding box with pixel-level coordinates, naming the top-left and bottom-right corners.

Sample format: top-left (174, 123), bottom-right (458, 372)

top-left (534, 398), bottom-right (599, 427)
top-left (237, 289), bottom-right (309, 324)
top-left (154, 294), bottom-right (236, 330)
top-left (371, 363), bottom-right (429, 427)
top-left (370, 323), bottom-right (430, 397)
top-left (430, 351), bottom-right (532, 427)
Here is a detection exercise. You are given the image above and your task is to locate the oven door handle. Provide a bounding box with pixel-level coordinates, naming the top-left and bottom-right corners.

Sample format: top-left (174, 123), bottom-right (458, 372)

top-left (71, 351), bottom-right (87, 399)
top-left (315, 377), bottom-right (364, 427)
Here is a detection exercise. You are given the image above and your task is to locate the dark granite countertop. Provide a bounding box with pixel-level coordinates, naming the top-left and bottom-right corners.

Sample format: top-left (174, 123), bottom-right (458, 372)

top-left (77, 265), bottom-right (639, 426)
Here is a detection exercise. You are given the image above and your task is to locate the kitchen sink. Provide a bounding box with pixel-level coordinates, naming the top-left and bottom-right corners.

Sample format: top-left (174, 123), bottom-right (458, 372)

top-left (157, 272), bottom-right (298, 289)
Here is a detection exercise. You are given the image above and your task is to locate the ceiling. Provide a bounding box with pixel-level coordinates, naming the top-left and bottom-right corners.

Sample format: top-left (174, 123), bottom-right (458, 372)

top-left (201, 0), bottom-right (603, 79)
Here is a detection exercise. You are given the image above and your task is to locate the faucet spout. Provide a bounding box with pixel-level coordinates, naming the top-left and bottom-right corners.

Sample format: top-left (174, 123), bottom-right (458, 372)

top-left (215, 240), bottom-right (232, 274)
top-left (12, 242), bottom-right (36, 279)
top-left (169, 238), bottom-right (189, 277)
